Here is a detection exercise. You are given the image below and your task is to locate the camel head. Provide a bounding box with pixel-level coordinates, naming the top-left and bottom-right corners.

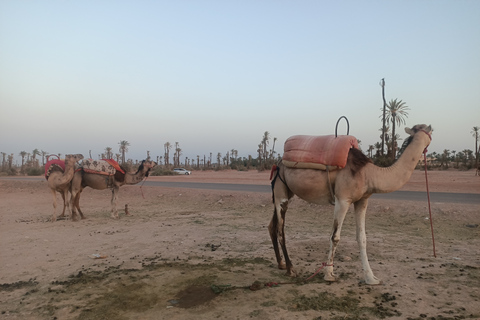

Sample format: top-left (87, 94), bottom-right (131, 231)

top-left (136, 160), bottom-right (157, 177)
top-left (64, 154), bottom-right (84, 165)
top-left (405, 124), bottom-right (432, 138)
top-left (400, 124), bottom-right (432, 156)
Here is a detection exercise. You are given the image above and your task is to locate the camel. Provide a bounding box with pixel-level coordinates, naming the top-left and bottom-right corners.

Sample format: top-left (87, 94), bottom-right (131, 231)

top-left (45, 154), bottom-right (84, 222)
top-left (70, 160), bottom-right (156, 219)
top-left (269, 124), bottom-right (432, 285)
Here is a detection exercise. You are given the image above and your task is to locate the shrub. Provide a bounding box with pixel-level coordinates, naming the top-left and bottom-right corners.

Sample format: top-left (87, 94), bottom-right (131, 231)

top-left (26, 167), bottom-right (43, 176)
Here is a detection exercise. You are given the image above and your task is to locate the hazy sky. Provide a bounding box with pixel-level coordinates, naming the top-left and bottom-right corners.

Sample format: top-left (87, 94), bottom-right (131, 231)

top-left (1, 1), bottom-right (479, 164)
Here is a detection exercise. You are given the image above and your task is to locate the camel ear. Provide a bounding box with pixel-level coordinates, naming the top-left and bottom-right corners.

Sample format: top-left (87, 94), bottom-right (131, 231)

top-left (405, 127), bottom-right (413, 135)
top-left (426, 125), bottom-right (432, 133)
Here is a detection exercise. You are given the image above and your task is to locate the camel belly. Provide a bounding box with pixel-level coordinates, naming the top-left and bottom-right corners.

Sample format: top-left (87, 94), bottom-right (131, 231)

top-left (284, 167), bottom-right (334, 205)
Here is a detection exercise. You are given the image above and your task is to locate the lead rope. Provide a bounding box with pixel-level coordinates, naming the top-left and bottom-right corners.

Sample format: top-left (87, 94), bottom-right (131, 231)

top-left (423, 148), bottom-right (436, 258)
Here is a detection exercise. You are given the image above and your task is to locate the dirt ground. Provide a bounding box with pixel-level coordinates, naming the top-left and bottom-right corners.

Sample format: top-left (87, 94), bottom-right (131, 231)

top-left (0, 169), bottom-right (479, 320)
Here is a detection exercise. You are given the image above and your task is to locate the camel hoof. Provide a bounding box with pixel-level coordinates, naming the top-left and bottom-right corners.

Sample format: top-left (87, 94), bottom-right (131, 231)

top-left (324, 273), bottom-right (337, 282)
top-left (364, 277), bottom-right (382, 285)
top-left (285, 269), bottom-right (297, 278)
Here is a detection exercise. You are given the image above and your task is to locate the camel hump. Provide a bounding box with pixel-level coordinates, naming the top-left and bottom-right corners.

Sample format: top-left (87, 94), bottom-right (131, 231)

top-left (282, 135), bottom-right (359, 170)
top-left (81, 159), bottom-right (119, 176)
top-left (45, 159), bottom-right (66, 179)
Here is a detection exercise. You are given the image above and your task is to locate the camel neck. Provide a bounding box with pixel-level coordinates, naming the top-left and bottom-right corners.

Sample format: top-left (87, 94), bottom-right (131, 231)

top-left (366, 132), bottom-right (430, 194)
top-left (125, 170), bottom-right (148, 185)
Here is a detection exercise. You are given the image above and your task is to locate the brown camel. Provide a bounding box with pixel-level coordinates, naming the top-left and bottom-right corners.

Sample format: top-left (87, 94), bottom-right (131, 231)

top-left (46, 154), bottom-right (84, 222)
top-left (269, 124), bottom-right (432, 285)
top-left (70, 160), bottom-right (156, 219)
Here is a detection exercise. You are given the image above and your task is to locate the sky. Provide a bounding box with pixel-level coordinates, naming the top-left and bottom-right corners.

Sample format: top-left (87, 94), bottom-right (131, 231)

top-left (1, 1), bottom-right (479, 165)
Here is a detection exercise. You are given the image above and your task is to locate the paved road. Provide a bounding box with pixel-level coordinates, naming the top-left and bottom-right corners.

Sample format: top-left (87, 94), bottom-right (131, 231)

top-left (142, 181), bottom-right (480, 205)
top-left (3, 177), bottom-right (478, 204)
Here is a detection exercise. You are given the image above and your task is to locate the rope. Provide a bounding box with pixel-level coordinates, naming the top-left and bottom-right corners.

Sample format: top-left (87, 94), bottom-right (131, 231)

top-left (423, 149), bottom-right (436, 258)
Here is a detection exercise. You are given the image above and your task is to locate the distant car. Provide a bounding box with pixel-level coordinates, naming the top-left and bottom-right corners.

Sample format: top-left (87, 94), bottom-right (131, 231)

top-left (173, 168), bottom-right (191, 175)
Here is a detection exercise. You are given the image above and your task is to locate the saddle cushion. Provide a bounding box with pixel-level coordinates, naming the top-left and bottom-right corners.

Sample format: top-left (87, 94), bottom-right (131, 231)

top-left (81, 159), bottom-right (123, 176)
top-left (282, 135), bottom-right (359, 170)
top-left (45, 159), bottom-right (66, 179)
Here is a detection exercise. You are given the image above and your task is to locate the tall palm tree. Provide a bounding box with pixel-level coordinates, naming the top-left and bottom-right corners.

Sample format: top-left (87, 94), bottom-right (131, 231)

top-left (41, 150), bottom-right (48, 166)
top-left (19, 151), bottom-right (27, 173)
top-left (31, 149), bottom-right (40, 168)
top-left (118, 140), bottom-right (130, 164)
top-left (471, 126), bottom-right (479, 168)
top-left (262, 131), bottom-right (270, 164)
top-left (1, 152), bottom-right (6, 170)
top-left (164, 142), bottom-right (171, 166)
top-left (385, 99), bottom-right (409, 160)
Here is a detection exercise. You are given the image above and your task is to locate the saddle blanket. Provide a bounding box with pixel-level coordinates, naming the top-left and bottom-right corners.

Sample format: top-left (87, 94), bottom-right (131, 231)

top-left (44, 159), bottom-right (66, 179)
top-left (81, 159), bottom-right (125, 176)
top-left (282, 135), bottom-right (358, 170)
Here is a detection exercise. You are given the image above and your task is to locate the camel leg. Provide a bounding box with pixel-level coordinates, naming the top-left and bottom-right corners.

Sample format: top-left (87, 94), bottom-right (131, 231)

top-left (62, 189), bottom-right (75, 221)
top-left (324, 198), bottom-right (350, 282)
top-left (71, 188), bottom-right (85, 220)
top-left (111, 186), bottom-right (119, 219)
top-left (354, 198), bottom-right (381, 285)
top-left (268, 209), bottom-right (284, 269)
top-left (51, 189), bottom-right (58, 222)
top-left (277, 200), bottom-right (296, 277)
top-left (59, 192), bottom-right (67, 218)
top-left (269, 199), bottom-right (296, 276)
top-left (75, 190), bottom-right (86, 219)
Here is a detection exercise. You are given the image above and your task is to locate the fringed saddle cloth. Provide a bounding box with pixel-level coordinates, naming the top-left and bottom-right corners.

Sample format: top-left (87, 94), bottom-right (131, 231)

top-left (282, 135), bottom-right (359, 170)
top-left (81, 159), bottom-right (125, 176)
top-left (45, 159), bottom-right (66, 180)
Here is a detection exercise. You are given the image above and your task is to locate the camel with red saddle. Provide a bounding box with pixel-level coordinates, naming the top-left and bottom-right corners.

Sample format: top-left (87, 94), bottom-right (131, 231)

top-left (70, 159), bottom-right (156, 219)
top-left (45, 154), bottom-right (84, 222)
top-left (269, 124), bottom-right (432, 285)
top-left (70, 159), bottom-right (156, 220)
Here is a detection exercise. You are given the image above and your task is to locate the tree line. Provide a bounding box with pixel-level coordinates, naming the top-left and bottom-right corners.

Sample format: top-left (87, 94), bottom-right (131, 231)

top-left (2, 79), bottom-right (479, 175)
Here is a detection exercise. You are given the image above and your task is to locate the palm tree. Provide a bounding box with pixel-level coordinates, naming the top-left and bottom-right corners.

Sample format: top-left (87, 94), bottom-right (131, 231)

top-left (31, 149), bottom-right (40, 168)
top-left (385, 99), bottom-right (409, 160)
top-left (271, 137), bottom-right (277, 160)
top-left (367, 145), bottom-right (374, 158)
top-left (1, 152), bottom-right (6, 170)
top-left (261, 131), bottom-right (270, 167)
top-left (441, 149), bottom-right (450, 169)
top-left (164, 142), bottom-right (171, 166)
top-left (41, 150), bottom-right (48, 166)
top-left (174, 143), bottom-right (182, 167)
top-left (104, 147), bottom-right (113, 159)
top-left (19, 151), bottom-right (27, 173)
top-left (380, 78), bottom-right (387, 155)
top-left (118, 140), bottom-right (130, 164)
top-left (471, 126), bottom-right (479, 168)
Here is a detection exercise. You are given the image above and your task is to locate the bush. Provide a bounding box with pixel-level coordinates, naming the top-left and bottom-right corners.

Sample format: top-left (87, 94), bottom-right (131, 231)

top-left (26, 167), bottom-right (43, 176)
top-left (150, 167), bottom-right (176, 176)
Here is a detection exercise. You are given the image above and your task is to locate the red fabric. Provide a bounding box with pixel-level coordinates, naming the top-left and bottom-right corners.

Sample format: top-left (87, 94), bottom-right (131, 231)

top-left (44, 159), bottom-right (65, 178)
top-left (282, 135), bottom-right (358, 169)
top-left (102, 159), bottom-right (125, 174)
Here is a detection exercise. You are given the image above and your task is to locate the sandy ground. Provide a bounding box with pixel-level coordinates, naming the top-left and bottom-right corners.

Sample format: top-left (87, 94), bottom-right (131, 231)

top-left (0, 169), bottom-right (479, 320)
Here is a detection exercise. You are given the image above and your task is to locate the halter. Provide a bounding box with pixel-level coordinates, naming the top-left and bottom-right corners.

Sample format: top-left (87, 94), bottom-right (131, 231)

top-left (418, 129), bottom-right (432, 153)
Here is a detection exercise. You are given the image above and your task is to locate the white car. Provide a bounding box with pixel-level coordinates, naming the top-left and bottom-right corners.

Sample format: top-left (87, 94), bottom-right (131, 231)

top-left (173, 168), bottom-right (191, 175)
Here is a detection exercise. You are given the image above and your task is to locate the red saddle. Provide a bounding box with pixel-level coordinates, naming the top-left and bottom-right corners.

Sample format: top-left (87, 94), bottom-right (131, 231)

top-left (282, 135), bottom-right (359, 170)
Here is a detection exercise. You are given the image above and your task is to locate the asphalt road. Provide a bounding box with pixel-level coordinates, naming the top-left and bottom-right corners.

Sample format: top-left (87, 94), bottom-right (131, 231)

top-left (142, 181), bottom-right (480, 205)
top-left (2, 177), bottom-right (479, 204)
